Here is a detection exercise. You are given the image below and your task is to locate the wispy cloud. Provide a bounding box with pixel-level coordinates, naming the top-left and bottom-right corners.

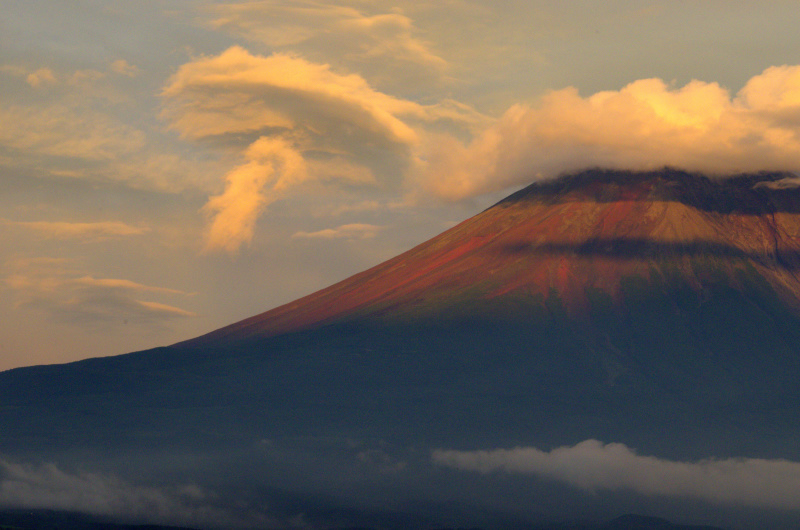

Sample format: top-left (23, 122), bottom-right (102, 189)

top-left (0, 62), bottom-right (222, 194)
top-left (0, 457), bottom-right (259, 528)
top-left (3, 220), bottom-right (149, 241)
top-left (420, 66), bottom-right (800, 200)
top-left (292, 223), bottom-right (382, 240)
top-left (109, 59), bottom-right (139, 78)
top-left (3, 259), bottom-right (196, 326)
top-left (0, 100), bottom-right (147, 162)
top-left (433, 439), bottom-right (800, 510)
top-left (205, 1), bottom-right (448, 92)
top-left (136, 300), bottom-right (197, 317)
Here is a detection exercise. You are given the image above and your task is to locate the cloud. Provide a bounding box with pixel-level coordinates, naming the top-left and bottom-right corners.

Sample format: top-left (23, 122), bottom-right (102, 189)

top-left (25, 67), bottom-right (57, 88)
top-left (0, 63), bottom-right (221, 194)
top-left (202, 136), bottom-right (307, 253)
top-left (163, 45), bottom-right (474, 252)
top-left (3, 259), bottom-right (195, 326)
top-left (136, 300), bottom-right (197, 317)
top-left (420, 65), bottom-right (800, 200)
top-left (433, 439), bottom-right (800, 510)
top-left (109, 59), bottom-right (139, 77)
top-left (205, 1), bottom-right (448, 92)
top-left (162, 45), bottom-right (424, 145)
top-left (72, 276), bottom-right (192, 296)
top-left (0, 101), bottom-right (147, 162)
top-left (292, 223), bottom-right (382, 240)
top-left (3, 220), bottom-right (149, 241)
top-left (0, 457), bottom-right (252, 528)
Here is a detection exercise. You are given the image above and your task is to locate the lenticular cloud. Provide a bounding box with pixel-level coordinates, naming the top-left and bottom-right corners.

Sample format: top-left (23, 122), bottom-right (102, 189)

top-left (432, 439), bottom-right (800, 509)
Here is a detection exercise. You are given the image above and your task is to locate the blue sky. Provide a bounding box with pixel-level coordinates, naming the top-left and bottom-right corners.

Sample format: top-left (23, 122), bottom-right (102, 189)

top-left (2, 0), bottom-right (800, 370)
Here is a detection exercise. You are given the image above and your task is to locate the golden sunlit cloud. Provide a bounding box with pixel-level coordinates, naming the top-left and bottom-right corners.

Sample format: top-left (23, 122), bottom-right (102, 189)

top-left (110, 59), bottom-right (139, 77)
top-left (4, 220), bottom-right (149, 241)
top-left (291, 223), bottom-right (382, 240)
top-left (205, 1), bottom-right (448, 92)
top-left (0, 63), bottom-right (221, 194)
top-left (136, 300), bottom-right (197, 317)
top-left (162, 45), bottom-right (423, 145)
top-left (420, 65), bottom-right (800, 200)
top-left (25, 67), bottom-right (57, 88)
top-left (202, 136), bottom-right (307, 253)
top-left (4, 259), bottom-right (195, 326)
top-left (163, 45), bottom-right (475, 253)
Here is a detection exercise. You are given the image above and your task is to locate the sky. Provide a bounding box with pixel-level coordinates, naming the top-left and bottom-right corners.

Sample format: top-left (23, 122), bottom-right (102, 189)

top-left (3, 0), bottom-right (800, 371)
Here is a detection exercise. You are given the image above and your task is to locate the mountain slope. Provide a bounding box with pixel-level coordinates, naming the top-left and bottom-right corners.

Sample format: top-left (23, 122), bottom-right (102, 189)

top-left (2, 168), bottom-right (800, 529)
top-left (188, 168), bottom-right (800, 344)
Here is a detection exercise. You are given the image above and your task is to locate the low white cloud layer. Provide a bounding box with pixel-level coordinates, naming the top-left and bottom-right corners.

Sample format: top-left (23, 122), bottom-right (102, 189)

top-left (433, 439), bottom-right (800, 510)
top-left (0, 457), bottom-right (247, 528)
top-left (292, 223), bottom-right (382, 240)
top-left (421, 65), bottom-right (800, 200)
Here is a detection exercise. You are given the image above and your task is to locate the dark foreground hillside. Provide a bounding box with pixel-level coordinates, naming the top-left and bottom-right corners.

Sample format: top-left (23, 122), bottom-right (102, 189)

top-left (0, 509), bottom-right (724, 530)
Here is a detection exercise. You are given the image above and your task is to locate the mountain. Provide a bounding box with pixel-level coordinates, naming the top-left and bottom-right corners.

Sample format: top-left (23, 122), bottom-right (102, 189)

top-left (2, 168), bottom-right (800, 529)
top-left (188, 167), bottom-right (800, 343)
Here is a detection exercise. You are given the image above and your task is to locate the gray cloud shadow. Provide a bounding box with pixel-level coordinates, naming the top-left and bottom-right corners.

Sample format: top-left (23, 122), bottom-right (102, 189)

top-left (498, 168), bottom-right (800, 214)
top-left (499, 237), bottom-right (800, 270)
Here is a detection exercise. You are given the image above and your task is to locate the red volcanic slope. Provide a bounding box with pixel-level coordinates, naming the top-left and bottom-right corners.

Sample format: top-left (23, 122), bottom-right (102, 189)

top-left (186, 169), bottom-right (800, 346)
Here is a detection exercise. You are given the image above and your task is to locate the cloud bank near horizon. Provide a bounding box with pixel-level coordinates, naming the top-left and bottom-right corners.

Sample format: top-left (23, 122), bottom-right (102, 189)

top-left (433, 439), bottom-right (800, 510)
top-left (0, 458), bottom-right (221, 526)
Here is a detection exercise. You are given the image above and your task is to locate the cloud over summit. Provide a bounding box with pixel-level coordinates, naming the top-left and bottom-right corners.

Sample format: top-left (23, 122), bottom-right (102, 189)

top-left (421, 66), bottom-right (800, 200)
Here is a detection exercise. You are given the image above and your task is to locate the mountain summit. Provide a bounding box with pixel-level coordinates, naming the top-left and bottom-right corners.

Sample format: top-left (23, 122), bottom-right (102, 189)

top-left (3, 169), bottom-right (800, 529)
top-left (190, 168), bottom-right (800, 344)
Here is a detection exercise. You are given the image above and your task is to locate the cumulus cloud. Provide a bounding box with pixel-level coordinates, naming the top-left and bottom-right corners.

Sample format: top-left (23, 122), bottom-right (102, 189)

top-left (433, 439), bottom-right (800, 510)
top-left (3, 220), bottom-right (149, 241)
top-left (163, 45), bottom-right (477, 252)
top-left (421, 65), bottom-right (800, 200)
top-left (205, 1), bottom-right (448, 91)
top-left (292, 223), bottom-right (382, 240)
top-left (3, 259), bottom-right (195, 326)
top-left (202, 136), bottom-right (307, 253)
